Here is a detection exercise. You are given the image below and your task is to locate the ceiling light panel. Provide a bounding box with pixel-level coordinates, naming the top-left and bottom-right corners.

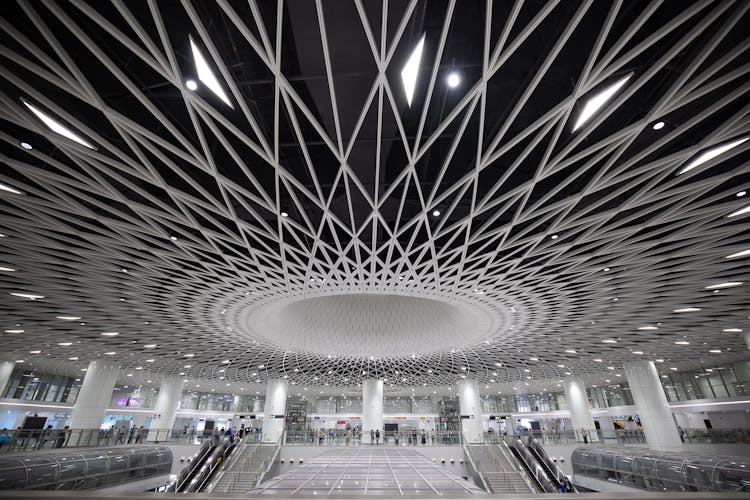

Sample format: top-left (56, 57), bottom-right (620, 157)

top-left (189, 37), bottom-right (233, 108)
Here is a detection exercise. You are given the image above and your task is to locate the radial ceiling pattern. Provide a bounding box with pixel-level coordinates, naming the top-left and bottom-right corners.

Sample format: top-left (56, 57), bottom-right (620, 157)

top-left (0, 0), bottom-right (749, 395)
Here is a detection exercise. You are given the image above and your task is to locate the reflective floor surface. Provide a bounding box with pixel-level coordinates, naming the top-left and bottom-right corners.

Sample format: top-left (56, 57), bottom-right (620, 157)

top-left (250, 447), bottom-right (485, 496)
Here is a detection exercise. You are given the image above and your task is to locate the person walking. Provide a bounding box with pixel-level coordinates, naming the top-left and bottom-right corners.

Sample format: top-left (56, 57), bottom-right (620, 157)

top-left (375, 429), bottom-right (380, 446)
top-left (318, 428), bottom-right (325, 446)
top-left (421, 429), bottom-right (427, 445)
top-left (345, 428), bottom-right (352, 446)
top-left (370, 429), bottom-right (375, 445)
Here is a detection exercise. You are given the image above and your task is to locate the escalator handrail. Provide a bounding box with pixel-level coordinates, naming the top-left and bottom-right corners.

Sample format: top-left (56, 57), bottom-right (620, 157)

top-left (174, 439), bottom-right (214, 492)
top-left (192, 438), bottom-right (238, 492)
top-left (527, 437), bottom-right (578, 493)
top-left (505, 436), bottom-right (558, 493)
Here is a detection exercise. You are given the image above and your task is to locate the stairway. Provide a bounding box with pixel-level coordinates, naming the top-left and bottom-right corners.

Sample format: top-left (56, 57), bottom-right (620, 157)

top-left (207, 442), bottom-right (277, 493)
top-left (469, 445), bottom-right (533, 493)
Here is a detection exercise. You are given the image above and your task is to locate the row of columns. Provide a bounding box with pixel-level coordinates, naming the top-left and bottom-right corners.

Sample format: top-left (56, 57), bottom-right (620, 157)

top-left (0, 360), bottom-right (688, 451)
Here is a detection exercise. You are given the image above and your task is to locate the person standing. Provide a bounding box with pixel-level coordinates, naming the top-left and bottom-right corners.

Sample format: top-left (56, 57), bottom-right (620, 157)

top-left (318, 428), bottom-right (325, 446)
top-left (375, 429), bottom-right (380, 446)
top-left (370, 429), bottom-right (375, 445)
top-left (421, 430), bottom-right (427, 445)
top-left (345, 428), bottom-right (352, 446)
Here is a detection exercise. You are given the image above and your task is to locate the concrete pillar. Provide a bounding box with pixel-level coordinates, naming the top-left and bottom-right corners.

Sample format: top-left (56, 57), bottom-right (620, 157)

top-left (263, 379), bottom-right (288, 443)
top-left (623, 360), bottom-right (682, 451)
top-left (744, 332), bottom-right (750, 350)
top-left (564, 379), bottom-right (599, 443)
top-left (458, 379), bottom-right (483, 444)
top-left (233, 394), bottom-right (247, 413)
top-left (0, 361), bottom-right (15, 397)
top-left (69, 359), bottom-right (119, 429)
top-left (252, 398), bottom-right (263, 414)
top-left (362, 379), bottom-right (383, 444)
top-left (147, 379), bottom-right (184, 441)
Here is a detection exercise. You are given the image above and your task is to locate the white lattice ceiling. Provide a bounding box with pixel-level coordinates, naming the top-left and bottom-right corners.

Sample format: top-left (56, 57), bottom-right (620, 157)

top-left (0, 0), bottom-right (749, 396)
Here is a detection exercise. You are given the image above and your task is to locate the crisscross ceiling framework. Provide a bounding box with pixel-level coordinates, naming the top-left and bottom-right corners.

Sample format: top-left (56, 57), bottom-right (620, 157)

top-left (0, 0), bottom-right (748, 396)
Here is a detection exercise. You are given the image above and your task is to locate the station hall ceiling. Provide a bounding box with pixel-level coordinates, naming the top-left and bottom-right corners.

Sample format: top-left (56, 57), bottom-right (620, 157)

top-left (0, 0), bottom-right (748, 395)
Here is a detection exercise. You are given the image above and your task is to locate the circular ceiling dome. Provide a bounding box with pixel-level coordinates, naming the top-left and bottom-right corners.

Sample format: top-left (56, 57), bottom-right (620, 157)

top-left (246, 294), bottom-right (495, 358)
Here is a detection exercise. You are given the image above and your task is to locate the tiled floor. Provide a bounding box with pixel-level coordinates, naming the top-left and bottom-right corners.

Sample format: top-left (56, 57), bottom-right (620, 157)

top-left (250, 447), bottom-right (486, 496)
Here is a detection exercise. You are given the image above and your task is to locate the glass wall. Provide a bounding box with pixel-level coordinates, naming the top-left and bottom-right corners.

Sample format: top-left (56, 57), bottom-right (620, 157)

top-left (178, 391), bottom-right (234, 411)
top-left (1, 368), bottom-right (79, 403)
top-left (588, 384), bottom-right (634, 408)
top-left (662, 361), bottom-right (750, 402)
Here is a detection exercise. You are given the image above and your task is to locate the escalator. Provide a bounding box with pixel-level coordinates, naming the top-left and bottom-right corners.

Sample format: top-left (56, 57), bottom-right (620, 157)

top-left (171, 437), bottom-right (238, 492)
top-left (529, 446), bottom-right (561, 490)
top-left (507, 444), bottom-right (546, 492)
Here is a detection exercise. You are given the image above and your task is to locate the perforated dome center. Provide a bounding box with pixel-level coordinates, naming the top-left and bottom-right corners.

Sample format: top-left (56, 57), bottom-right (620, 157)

top-left (246, 294), bottom-right (495, 358)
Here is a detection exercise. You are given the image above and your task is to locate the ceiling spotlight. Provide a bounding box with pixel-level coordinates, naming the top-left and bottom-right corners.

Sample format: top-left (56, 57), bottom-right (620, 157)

top-left (432, 210), bottom-right (440, 217)
top-left (189, 37), bottom-right (232, 107)
top-left (5, 329), bottom-right (24, 334)
top-left (20, 142), bottom-right (32, 150)
top-left (678, 136), bottom-right (749, 175)
top-left (737, 191), bottom-right (747, 197)
top-left (0, 267), bottom-right (16, 272)
top-left (674, 341), bottom-right (690, 345)
top-left (652, 121), bottom-right (665, 130)
top-left (185, 79), bottom-right (198, 91)
top-left (573, 73), bottom-right (632, 131)
top-left (58, 342), bottom-right (72, 346)
top-left (280, 211), bottom-right (288, 218)
top-left (10, 292), bottom-right (44, 300)
top-left (57, 316), bottom-right (81, 320)
top-left (29, 350), bottom-right (41, 354)
top-left (550, 234), bottom-right (558, 240)
top-left (637, 326), bottom-right (658, 330)
top-left (673, 307), bottom-right (701, 313)
top-left (705, 282), bottom-right (742, 289)
top-left (728, 205), bottom-right (750, 218)
top-left (722, 328), bottom-right (743, 333)
top-left (100, 332), bottom-right (120, 336)
top-left (23, 101), bottom-right (95, 149)
top-left (104, 352), bottom-right (116, 355)
top-left (725, 248), bottom-right (750, 259)
top-left (601, 340), bottom-right (618, 343)
top-left (447, 72), bottom-right (460, 88)
top-left (170, 235), bottom-right (178, 241)
top-left (709, 349), bottom-right (722, 353)
top-left (143, 344), bottom-right (157, 348)
top-left (0, 183), bottom-right (23, 195)
top-left (401, 35), bottom-right (425, 107)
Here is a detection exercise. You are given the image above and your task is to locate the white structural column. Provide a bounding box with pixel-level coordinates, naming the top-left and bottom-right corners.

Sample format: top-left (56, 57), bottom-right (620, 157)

top-left (623, 360), bottom-right (683, 451)
top-left (362, 379), bottom-right (384, 444)
top-left (458, 379), bottom-right (483, 444)
top-left (147, 379), bottom-right (184, 441)
top-left (69, 359), bottom-right (119, 429)
top-left (0, 361), bottom-right (15, 396)
top-left (744, 332), bottom-right (750, 350)
top-left (263, 379), bottom-right (288, 443)
top-left (564, 379), bottom-right (599, 443)
top-left (252, 398), bottom-right (263, 414)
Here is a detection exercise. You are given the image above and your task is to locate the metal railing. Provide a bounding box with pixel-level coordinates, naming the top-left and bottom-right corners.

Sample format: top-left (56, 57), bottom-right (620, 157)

top-left (0, 427), bottom-right (263, 454)
top-left (282, 429), bottom-right (463, 446)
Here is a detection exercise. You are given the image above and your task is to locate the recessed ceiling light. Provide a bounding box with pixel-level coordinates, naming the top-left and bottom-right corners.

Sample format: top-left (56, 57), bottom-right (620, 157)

top-left (170, 235), bottom-right (178, 241)
top-left (722, 328), bottom-right (743, 333)
top-left (602, 267), bottom-right (610, 271)
top-left (652, 121), bottom-right (665, 130)
top-left (678, 136), bottom-right (749, 175)
top-left (100, 332), bottom-right (120, 336)
top-left (29, 350), bottom-right (41, 354)
top-left (705, 282), bottom-right (742, 289)
top-left (10, 292), bottom-right (44, 300)
top-left (738, 191), bottom-right (747, 197)
top-left (58, 342), bottom-right (72, 346)
top-left (550, 234), bottom-right (558, 240)
top-left (5, 329), bottom-right (24, 333)
top-left (401, 35), bottom-right (425, 107)
top-left (185, 79), bottom-right (198, 91)
top-left (184, 353), bottom-right (194, 357)
top-left (709, 349), bottom-right (722, 353)
top-left (564, 349), bottom-right (576, 353)
top-left (601, 340), bottom-right (617, 343)
top-left (143, 344), bottom-right (157, 348)
top-left (675, 341), bottom-right (690, 345)
top-left (104, 352), bottom-right (116, 355)
top-left (20, 141), bottom-right (33, 150)
top-left (15, 360), bottom-right (24, 363)
top-left (632, 351), bottom-right (644, 355)
top-left (57, 316), bottom-right (81, 320)
top-left (432, 210), bottom-right (440, 217)
top-left (189, 37), bottom-right (233, 107)
top-left (728, 205), bottom-right (750, 218)
top-left (637, 326), bottom-right (658, 330)
top-left (593, 359), bottom-right (603, 362)
top-left (23, 101), bottom-right (95, 149)
top-left (280, 211), bottom-right (288, 218)
top-left (0, 183), bottom-right (23, 195)
top-left (673, 307), bottom-right (701, 313)
top-left (446, 72), bottom-right (460, 88)
top-left (573, 73), bottom-right (632, 131)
